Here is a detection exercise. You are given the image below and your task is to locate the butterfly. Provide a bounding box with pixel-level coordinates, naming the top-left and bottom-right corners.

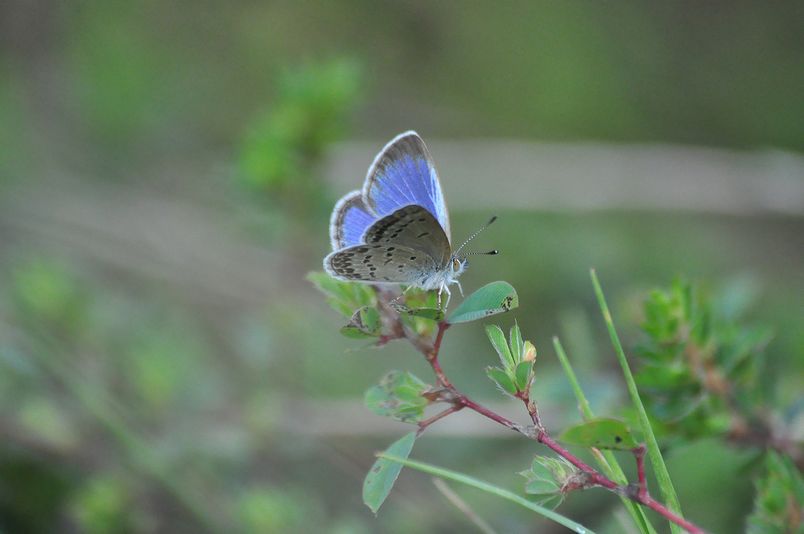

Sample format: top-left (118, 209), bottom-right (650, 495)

top-left (324, 131), bottom-right (496, 307)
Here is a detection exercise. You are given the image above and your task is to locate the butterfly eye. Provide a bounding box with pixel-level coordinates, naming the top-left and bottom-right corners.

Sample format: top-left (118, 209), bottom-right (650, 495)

top-left (452, 258), bottom-right (461, 271)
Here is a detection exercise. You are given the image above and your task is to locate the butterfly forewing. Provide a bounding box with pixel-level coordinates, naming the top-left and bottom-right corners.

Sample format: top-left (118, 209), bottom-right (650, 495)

top-left (363, 132), bottom-right (450, 242)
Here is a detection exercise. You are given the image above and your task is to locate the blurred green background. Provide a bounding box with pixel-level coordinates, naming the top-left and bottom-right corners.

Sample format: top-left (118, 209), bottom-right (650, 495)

top-left (1, 2), bottom-right (802, 532)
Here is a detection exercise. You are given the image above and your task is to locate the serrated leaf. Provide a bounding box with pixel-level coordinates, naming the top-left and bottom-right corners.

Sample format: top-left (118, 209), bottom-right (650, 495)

top-left (559, 418), bottom-right (639, 450)
top-left (486, 324), bottom-right (514, 369)
top-left (447, 281), bottom-right (518, 324)
top-left (363, 432), bottom-right (417, 514)
top-left (486, 367), bottom-right (516, 395)
top-left (514, 361), bottom-right (533, 392)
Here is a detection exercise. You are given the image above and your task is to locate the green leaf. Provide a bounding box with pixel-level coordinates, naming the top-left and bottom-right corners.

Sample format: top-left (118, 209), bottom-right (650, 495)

top-left (510, 322), bottom-right (524, 363)
top-left (379, 453), bottom-right (595, 533)
top-left (485, 324), bottom-right (514, 369)
top-left (363, 432), bottom-right (417, 514)
top-left (514, 361), bottom-right (532, 392)
top-left (486, 367), bottom-right (516, 395)
top-left (560, 418), bottom-right (639, 451)
top-left (447, 281), bottom-right (518, 324)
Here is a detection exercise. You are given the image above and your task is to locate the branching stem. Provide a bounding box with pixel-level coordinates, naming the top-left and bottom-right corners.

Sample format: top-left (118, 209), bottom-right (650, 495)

top-left (406, 319), bottom-right (705, 534)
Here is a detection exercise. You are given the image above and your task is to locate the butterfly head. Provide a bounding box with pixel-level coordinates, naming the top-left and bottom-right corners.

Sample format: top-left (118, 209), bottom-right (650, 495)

top-left (451, 257), bottom-right (468, 276)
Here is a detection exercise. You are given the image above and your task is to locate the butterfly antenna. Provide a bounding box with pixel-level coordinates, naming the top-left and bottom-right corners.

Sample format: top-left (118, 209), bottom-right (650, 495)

top-left (455, 216), bottom-right (497, 257)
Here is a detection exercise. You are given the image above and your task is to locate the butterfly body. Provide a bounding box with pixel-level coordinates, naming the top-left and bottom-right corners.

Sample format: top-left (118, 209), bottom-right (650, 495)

top-left (324, 131), bottom-right (476, 306)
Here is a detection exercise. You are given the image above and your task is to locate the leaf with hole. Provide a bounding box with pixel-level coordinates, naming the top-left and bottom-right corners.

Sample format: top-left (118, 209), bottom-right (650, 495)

top-left (447, 281), bottom-right (518, 324)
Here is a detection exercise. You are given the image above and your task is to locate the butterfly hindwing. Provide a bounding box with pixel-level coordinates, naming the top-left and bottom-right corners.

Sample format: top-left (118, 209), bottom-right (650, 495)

top-left (363, 131), bottom-right (451, 242)
top-left (324, 243), bottom-right (439, 284)
top-left (329, 190), bottom-right (377, 249)
top-left (363, 205), bottom-right (451, 268)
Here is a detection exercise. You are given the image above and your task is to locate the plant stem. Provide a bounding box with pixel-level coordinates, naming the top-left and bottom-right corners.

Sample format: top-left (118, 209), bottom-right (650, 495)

top-left (404, 318), bottom-right (705, 534)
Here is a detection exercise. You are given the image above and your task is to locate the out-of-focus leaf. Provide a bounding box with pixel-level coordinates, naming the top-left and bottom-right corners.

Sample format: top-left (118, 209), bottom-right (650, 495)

top-left (308, 272), bottom-right (375, 318)
top-left (363, 432), bottom-right (416, 514)
top-left (559, 418), bottom-right (639, 450)
top-left (447, 281), bottom-right (518, 324)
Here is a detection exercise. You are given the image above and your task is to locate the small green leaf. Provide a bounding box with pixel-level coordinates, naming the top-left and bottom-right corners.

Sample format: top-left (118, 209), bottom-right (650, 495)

top-left (340, 306), bottom-right (382, 338)
top-left (486, 324), bottom-right (514, 369)
top-left (510, 322), bottom-right (524, 363)
top-left (559, 417), bottom-right (639, 450)
top-left (364, 371), bottom-right (430, 423)
top-left (308, 272), bottom-right (375, 317)
top-left (486, 367), bottom-right (516, 395)
top-left (525, 478), bottom-right (560, 495)
top-left (339, 325), bottom-right (376, 339)
top-left (520, 455), bottom-right (577, 507)
top-left (447, 281), bottom-right (518, 324)
top-left (514, 361), bottom-right (532, 392)
top-left (363, 432), bottom-right (417, 514)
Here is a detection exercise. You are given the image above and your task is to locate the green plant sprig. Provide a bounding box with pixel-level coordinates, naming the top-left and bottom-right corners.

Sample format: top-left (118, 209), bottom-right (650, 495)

top-left (352, 280), bottom-right (706, 533)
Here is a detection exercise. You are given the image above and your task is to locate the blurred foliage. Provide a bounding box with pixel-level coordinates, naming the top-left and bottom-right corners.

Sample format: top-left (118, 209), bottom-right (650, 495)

top-left (238, 59), bottom-right (362, 208)
top-left (747, 452), bottom-right (804, 534)
top-left (635, 278), bottom-right (774, 440)
top-left (0, 1), bottom-right (802, 532)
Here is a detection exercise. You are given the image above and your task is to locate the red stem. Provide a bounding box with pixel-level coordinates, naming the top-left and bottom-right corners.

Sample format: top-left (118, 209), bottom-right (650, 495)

top-left (407, 319), bottom-right (705, 534)
top-left (634, 445), bottom-right (648, 501)
top-left (417, 404), bottom-right (463, 435)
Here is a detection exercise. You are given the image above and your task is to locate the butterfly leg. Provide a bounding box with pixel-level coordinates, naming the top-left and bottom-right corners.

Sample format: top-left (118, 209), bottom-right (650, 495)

top-left (441, 284), bottom-right (451, 309)
top-left (389, 285), bottom-right (413, 308)
top-left (455, 280), bottom-right (464, 298)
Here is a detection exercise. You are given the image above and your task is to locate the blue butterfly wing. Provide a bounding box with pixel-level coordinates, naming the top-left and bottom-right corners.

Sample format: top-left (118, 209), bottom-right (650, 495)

top-left (329, 190), bottom-right (377, 249)
top-left (361, 131), bottom-right (451, 243)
